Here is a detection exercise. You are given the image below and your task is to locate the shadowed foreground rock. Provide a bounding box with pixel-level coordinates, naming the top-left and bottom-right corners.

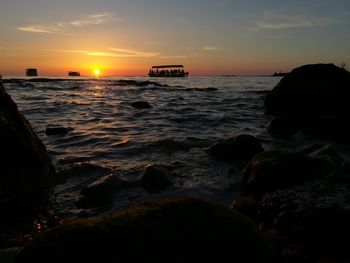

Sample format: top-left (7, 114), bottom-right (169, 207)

top-left (0, 81), bottom-right (57, 203)
top-left (15, 198), bottom-right (275, 263)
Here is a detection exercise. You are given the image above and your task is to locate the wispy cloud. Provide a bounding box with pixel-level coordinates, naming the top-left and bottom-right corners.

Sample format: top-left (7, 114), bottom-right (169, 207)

top-left (159, 55), bottom-right (187, 59)
top-left (109, 48), bottom-right (159, 57)
top-left (51, 48), bottom-right (159, 58)
top-left (70, 13), bottom-right (120, 27)
top-left (257, 11), bottom-right (331, 30)
top-left (203, 46), bottom-right (219, 51)
top-left (18, 12), bottom-right (121, 34)
top-left (17, 25), bottom-right (65, 34)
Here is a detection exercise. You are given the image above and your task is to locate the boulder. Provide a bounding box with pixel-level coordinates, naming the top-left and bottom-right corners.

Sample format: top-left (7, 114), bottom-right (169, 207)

top-left (242, 150), bottom-right (321, 194)
top-left (0, 81), bottom-right (57, 202)
top-left (46, 126), bottom-right (72, 136)
top-left (131, 101), bottom-right (152, 109)
top-left (206, 134), bottom-right (264, 162)
top-left (138, 164), bottom-right (176, 193)
top-left (266, 114), bottom-right (301, 136)
top-left (78, 174), bottom-right (135, 207)
top-left (15, 198), bottom-right (275, 263)
top-left (265, 63), bottom-right (350, 115)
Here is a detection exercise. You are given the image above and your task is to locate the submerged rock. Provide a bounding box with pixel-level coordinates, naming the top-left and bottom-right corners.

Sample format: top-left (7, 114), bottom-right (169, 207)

top-left (131, 101), bottom-right (152, 109)
top-left (79, 174), bottom-right (135, 207)
top-left (206, 134), bottom-right (264, 162)
top-left (139, 164), bottom-right (176, 193)
top-left (15, 198), bottom-right (275, 263)
top-left (45, 126), bottom-right (72, 136)
top-left (0, 81), bottom-right (57, 202)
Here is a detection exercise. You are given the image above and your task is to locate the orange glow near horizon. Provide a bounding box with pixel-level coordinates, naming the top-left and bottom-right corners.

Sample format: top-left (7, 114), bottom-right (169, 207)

top-left (93, 68), bottom-right (101, 77)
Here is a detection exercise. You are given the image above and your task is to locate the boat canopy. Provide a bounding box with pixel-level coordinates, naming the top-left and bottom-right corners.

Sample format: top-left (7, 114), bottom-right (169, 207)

top-left (151, 65), bottom-right (184, 69)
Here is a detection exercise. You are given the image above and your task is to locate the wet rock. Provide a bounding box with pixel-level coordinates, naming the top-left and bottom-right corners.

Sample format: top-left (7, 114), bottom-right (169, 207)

top-left (256, 185), bottom-right (350, 262)
top-left (242, 150), bottom-right (321, 194)
top-left (265, 63), bottom-right (350, 115)
top-left (131, 101), bottom-right (152, 109)
top-left (206, 134), bottom-right (264, 162)
top-left (15, 198), bottom-right (276, 263)
top-left (0, 81), bottom-right (57, 202)
top-left (266, 114), bottom-right (301, 136)
top-left (78, 174), bottom-right (134, 208)
top-left (58, 163), bottom-right (112, 179)
top-left (298, 144), bottom-right (343, 167)
top-left (45, 126), bottom-right (72, 136)
top-left (139, 164), bottom-right (176, 193)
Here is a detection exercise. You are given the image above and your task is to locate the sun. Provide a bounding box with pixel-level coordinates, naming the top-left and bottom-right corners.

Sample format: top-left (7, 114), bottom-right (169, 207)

top-left (93, 68), bottom-right (101, 77)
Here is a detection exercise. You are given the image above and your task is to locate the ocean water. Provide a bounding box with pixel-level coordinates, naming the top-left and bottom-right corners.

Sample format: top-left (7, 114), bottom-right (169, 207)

top-left (4, 76), bottom-right (345, 219)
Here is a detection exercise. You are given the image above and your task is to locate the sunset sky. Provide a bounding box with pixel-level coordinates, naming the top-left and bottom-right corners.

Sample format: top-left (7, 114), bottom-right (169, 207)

top-left (1, 0), bottom-right (349, 76)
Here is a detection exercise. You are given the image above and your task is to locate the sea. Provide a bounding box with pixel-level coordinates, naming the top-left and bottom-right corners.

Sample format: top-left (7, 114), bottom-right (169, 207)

top-left (3, 76), bottom-right (348, 220)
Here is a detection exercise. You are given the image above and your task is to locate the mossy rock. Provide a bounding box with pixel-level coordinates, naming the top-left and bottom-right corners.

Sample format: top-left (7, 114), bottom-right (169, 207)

top-left (15, 198), bottom-right (275, 263)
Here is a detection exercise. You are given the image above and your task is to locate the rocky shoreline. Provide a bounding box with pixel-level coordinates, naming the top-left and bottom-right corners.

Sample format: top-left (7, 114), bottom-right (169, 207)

top-left (1, 63), bottom-right (350, 262)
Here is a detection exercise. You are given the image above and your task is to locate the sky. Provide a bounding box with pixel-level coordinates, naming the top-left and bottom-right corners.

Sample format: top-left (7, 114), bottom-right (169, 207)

top-left (0, 0), bottom-right (349, 76)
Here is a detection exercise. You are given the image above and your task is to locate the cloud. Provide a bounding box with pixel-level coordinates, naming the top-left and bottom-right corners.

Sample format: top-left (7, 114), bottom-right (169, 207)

top-left (18, 12), bottom-right (121, 34)
top-left (203, 46), bottom-right (219, 51)
top-left (109, 48), bottom-right (159, 57)
top-left (70, 13), bottom-right (120, 27)
top-left (159, 55), bottom-right (187, 59)
top-left (51, 48), bottom-right (159, 58)
top-left (17, 25), bottom-right (64, 34)
top-left (257, 11), bottom-right (331, 30)
top-left (145, 40), bottom-right (158, 45)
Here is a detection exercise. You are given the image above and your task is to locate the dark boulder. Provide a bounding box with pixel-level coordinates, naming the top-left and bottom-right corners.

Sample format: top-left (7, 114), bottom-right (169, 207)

top-left (78, 174), bottom-right (135, 208)
top-left (206, 134), bottom-right (264, 162)
top-left (46, 126), bottom-right (72, 136)
top-left (266, 114), bottom-right (301, 136)
top-left (242, 150), bottom-right (321, 194)
top-left (0, 81), bottom-right (57, 202)
top-left (15, 198), bottom-right (275, 263)
top-left (138, 164), bottom-right (175, 193)
top-left (265, 63), bottom-right (350, 115)
top-left (131, 101), bottom-right (152, 109)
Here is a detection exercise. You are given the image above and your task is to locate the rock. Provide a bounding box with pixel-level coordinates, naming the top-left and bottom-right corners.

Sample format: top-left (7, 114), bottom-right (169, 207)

top-left (131, 101), bottom-right (152, 109)
top-left (265, 63), bottom-right (350, 115)
top-left (45, 126), bottom-right (72, 136)
top-left (256, 185), bottom-right (350, 262)
top-left (206, 134), bottom-right (264, 162)
top-left (266, 114), bottom-right (301, 136)
top-left (138, 164), bottom-right (176, 193)
top-left (298, 144), bottom-right (343, 167)
top-left (242, 150), bottom-right (320, 194)
top-left (78, 174), bottom-right (135, 207)
top-left (15, 198), bottom-right (275, 263)
top-left (0, 81), bottom-right (57, 202)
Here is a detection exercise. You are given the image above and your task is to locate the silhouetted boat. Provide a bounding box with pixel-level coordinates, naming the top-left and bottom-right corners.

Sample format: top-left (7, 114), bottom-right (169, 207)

top-left (26, 68), bottom-right (38, 76)
top-left (148, 65), bottom-right (189, 77)
top-left (68, 71), bottom-right (80, 77)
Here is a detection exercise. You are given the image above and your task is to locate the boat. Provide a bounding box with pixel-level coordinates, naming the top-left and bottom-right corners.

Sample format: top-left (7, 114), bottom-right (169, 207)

top-left (26, 68), bottom-right (38, 76)
top-left (68, 71), bottom-right (81, 77)
top-left (148, 65), bottom-right (189, 77)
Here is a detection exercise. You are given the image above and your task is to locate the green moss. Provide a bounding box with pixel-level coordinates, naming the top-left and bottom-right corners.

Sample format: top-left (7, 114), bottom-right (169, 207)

top-left (15, 198), bottom-right (275, 263)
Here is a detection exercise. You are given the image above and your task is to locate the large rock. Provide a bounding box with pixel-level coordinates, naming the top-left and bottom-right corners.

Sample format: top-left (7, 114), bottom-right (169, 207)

top-left (265, 63), bottom-right (350, 115)
top-left (0, 81), bottom-right (57, 202)
top-left (242, 150), bottom-right (322, 194)
top-left (206, 134), bottom-right (264, 162)
top-left (15, 198), bottom-right (275, 263)
top-left (139, 164), bottom-right (176, 193)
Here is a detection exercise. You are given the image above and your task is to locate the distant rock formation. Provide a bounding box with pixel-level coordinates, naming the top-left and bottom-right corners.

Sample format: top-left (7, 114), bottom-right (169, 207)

top-left (0, 81), bottom-right (57, 203)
